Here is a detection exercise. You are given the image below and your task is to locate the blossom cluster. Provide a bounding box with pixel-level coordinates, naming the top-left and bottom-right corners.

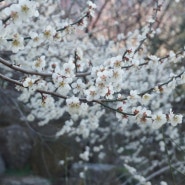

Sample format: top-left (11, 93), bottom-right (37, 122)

top-left (0, 0), bottom-right (185, 184)
top-left (0, 0), bottom-right (184, 141)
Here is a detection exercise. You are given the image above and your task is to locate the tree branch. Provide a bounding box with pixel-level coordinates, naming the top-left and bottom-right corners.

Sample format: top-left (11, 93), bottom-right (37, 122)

top-left (0, 73), bottom-right (23, 86)
top-left (0, 57), bottom-right (90, 77)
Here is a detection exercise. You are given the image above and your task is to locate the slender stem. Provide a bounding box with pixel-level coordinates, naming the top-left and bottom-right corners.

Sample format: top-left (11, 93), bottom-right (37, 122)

top-left (0, 73), bottom-right (137, 118)
top-left (0, 57), bottom-right (90, 77)
top-left (93, 100), bottom-right (135, 116)
top-left (0, 73), bottom-right (23, 86)
top-left (6, 11), bottom-right (90, 42)
top-left (133, 0), bottom-right (160, 54)
top-left (0, 72), bottom-right (183, 119)
top-left (100, 70), bottom-right (184, 103)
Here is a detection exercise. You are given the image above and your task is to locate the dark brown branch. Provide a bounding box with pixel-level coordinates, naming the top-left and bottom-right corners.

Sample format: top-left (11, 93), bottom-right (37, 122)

top-left (0, 57), bottom-right (90, 77)
top-left (93, 100), bottom-right (135, 116)
top-left (37, 89), bottom-right (67, 100)
top-left (0, 73), bottom-right (136, 117)
top-left (6, 10), bottom-right (91, 42)
top-left (122, 50), bottom-right (184, 69)
top-left (0, 57), bottom-right (52, 77)
top-left (0, 73), bottom-right (23, 86)
top-left (100, 70), bottom-right (184, 103)
top-left (1, 72), bottom-right (181, 119)
top-left (0, 73), bottom-right (87, 102)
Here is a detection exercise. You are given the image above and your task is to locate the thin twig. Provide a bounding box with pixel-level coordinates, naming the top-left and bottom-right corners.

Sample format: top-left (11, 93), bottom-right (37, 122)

top-left (0, 57), bottom-right (90, 77)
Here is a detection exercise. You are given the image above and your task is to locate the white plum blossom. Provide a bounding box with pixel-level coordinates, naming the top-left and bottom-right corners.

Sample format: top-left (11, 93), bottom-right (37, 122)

top-left (18, 88), bottom-right (32, 103)
top-left (137, 111), bottom-right (152, 126)
top-left (97, 69), bottom-right (112, 85)
top-left (42, 25), bottom-right (56, 41)
top-left (27, 113), bottom-right (35, 122)
top-left (52, 73), bottom-right (72, 95)
top-left (3, 0), bottom-right (39, 24)
top-left (128, 90), bottom-right (140, 104)
top-left (58, 160), bottom-right (65, 166)
top-left (87, 1), bottom-right (97, 17)
top-left (79, 171), bottom-right (85, 179)
top-left (32, 55), bottom-right (46, 71)
top-left (132, 106), bottom-right (152, 126)
top-left (72, 79), bottom-right (86, 94)
top-left (95, 78), bottom-right (107, 96)
top-left (28, 32), bottom-right (43, 47)
top-left (79, 146), bottom-right (90, 161)
top-left (56, 120), bottom-right (74, 137)
top-left (169, 50), bottom-right (176, 59)
top-left (56, 77), bottom-right (72, 95)
top-left (10, 33), bottom-right (24, 53)
top-left (62, 60), bottom-right (75, 78)
top-left (23, 77), bottom-right (35, 88)
top-left (168, 109), bottom-right (183, 126)
top-left (3, 4), bottom-right (22, 24)
top-left (66, 96), bottom-right (88, 117)
top-left (105, 86), bottom-right (114, 99)
top-left (160, 181), bottom-right (168, 185)
top-left (93, 145), bottom-right (103, 152)
top-left (18, 0), bottom-right (39, 19)
top-left (85, 86), bottom-right (100, 101)
top-left (141, 93), bottom-right (152, 105)
top-left (148, 55), bottom-right (159, 63)
top-left (110, 55), bottom-right (123, 68)
top-left (77, 120), bottom-right (90, 138)
top-left (117, 147), bottom-right (124, 154)
top-left (87, 1), bottom-right (97, 9)
top-left (111, 69), bottom-right (123, 83)
top-left (152, 112), bottom-right (167, 129)
top-left (116, 101), bottom-right (129, 121)
top-left (76, 47), bottom-right (83, 60)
